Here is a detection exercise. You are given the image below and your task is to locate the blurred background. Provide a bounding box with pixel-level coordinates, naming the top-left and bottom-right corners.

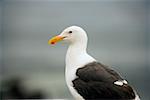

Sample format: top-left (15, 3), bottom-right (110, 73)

top-left (0, 0), bottom-right (150, 99)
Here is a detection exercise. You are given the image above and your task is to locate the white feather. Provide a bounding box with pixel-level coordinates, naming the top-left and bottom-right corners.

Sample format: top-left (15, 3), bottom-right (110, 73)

top-left (123, 80), bottom-right (128, 84)
top-left (114, 80), bottom-right (124, 86)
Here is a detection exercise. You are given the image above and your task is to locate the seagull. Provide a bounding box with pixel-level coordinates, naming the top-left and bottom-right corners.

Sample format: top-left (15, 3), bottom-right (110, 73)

top-left (48, 26), bottom-right (140, 100)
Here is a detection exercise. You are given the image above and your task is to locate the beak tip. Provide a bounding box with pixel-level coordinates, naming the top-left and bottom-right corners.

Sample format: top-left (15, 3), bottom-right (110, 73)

top-left (48, 40), bottom-right (55, 45)
top-left (48, 35), bottom-right (63, 45)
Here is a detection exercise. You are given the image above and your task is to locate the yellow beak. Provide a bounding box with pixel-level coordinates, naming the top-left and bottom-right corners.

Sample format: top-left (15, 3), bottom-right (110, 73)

top-left (48, 35), bottom-right (64, 45)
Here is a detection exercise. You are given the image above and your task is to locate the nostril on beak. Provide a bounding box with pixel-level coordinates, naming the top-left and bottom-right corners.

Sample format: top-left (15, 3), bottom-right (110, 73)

top-left (63, 36), bottom-right (67, 39)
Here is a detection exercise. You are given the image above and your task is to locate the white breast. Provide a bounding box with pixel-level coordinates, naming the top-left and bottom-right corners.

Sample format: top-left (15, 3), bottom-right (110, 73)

top-left (65, 50), bottom-right (95, 99)
top-left (65, 62), bottom-right (83, 100)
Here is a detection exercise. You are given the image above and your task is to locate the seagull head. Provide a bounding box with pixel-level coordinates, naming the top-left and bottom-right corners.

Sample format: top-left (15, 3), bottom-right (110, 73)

top-left (48, 26), bottom-right (88, 45)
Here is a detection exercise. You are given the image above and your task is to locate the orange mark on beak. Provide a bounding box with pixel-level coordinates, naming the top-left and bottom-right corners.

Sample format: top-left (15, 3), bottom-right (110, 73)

top-left (48, 35), bottom-right (64, 45)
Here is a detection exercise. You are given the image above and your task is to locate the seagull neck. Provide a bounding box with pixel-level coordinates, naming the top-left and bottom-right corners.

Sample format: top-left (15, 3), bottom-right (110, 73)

top-left (65, 40), bottom-right (96, 86)
top-left (66, 41), bottom-right (88, 67)
top-left (68, 41), bottom-right (87, 55)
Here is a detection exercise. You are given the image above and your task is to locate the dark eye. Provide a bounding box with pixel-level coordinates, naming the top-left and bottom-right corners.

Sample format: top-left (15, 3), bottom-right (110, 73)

top-left (68, 31), bottom-right (72, 34)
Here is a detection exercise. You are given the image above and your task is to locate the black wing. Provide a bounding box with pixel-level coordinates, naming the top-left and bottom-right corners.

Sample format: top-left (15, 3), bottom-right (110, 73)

top-left (76, 62), bottom-right (123, 83)
top-left (72, 62), bottom-right (136, 99)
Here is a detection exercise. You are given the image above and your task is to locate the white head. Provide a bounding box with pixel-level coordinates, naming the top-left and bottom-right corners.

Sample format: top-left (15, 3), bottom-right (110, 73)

top-left (48, 26), bottom-right (88, 45)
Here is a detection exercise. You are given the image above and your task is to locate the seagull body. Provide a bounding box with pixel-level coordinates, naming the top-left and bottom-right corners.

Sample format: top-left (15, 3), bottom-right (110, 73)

top-left (48, 26), bottom-right (140, 100)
